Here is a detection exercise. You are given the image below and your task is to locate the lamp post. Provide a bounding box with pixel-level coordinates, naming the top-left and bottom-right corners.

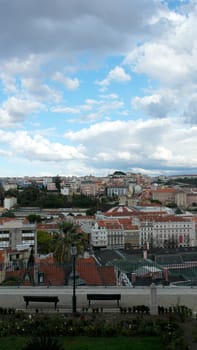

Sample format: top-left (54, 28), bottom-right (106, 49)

top-left (70, 244), bottom-right (77, 313)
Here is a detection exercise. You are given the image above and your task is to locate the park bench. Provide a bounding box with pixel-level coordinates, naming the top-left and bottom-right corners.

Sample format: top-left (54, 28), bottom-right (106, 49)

top-left (23, 295), bottom-right (59, 309)
top-left (87, 293), bottom-right (121, 307)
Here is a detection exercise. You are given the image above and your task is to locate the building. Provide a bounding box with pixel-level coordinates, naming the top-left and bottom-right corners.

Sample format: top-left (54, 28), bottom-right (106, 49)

top-left (2, 183), bottom-right (17, 192)
top-left (152, 188), bottom-right (177, 204)
top-left (106, 185), bottom-right (128, 197)
top-left (175, 191), bottom-right (187, 207)
top-left (91, 219), bottom-right (125, 249)
top-left (139, 215), bottom-right (195, 249)
top-left (119, 218), bottom-right (139, 248)
top-left (80, 181), bottom-right (97, 196)
top-left (0, 218), bottom-right (37, 252)
top-left (91, 222), bottom-right (108, 248)
top-left (4, 197), bottom-right (17, 210)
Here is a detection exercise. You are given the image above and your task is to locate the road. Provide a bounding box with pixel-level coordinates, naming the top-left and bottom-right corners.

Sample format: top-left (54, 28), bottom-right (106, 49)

top-left (0, 286), bottom-right (196, 311)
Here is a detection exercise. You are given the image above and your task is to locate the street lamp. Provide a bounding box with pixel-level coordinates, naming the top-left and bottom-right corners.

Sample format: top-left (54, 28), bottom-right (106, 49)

top-left (70, 244), bottom-right (77, 313)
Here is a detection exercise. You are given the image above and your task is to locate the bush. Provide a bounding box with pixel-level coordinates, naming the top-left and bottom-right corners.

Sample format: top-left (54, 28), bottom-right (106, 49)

top-left (22, 336), bottom-right (64, 350)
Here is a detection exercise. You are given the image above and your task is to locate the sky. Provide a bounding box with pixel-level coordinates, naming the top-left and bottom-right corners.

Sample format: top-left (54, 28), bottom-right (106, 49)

top-left (0, 0), bottom-right (197, 177)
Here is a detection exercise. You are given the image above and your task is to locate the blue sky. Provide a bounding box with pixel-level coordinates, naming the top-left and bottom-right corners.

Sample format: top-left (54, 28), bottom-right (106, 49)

top-left (0, 0), bottom-right (197, 177)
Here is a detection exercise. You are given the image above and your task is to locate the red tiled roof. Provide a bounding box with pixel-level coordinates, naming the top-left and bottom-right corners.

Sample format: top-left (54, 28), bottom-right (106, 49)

top-left (152, 188), bottom-right (177, 193)
top-left (139, 215), bottom-right (188, 222)
top-left (76, 256), bottom-right (116, 286)
top-left (97, 219), bottom-right (122, 229)
top-left (37, 223), bottom-right (59, 230)
top-left (104, 206), bottom-right (137, 217)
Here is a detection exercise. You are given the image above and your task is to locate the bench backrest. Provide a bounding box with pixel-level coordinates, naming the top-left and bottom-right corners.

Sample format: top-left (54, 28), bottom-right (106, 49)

top-left (87, 294), bottom-right (121, 300)
top-left (23, 296), bottom-right (59, 302)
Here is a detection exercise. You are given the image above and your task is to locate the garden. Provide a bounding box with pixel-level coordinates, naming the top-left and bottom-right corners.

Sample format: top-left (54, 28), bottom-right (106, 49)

top-left (0, 306), bottom-right (196, 349)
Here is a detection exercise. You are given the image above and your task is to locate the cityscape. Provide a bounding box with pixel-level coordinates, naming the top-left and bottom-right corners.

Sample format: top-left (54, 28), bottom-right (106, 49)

top-left (1, 0), bottom-right (197, 348)
top-left (0, 171), bottom-right (197, 288)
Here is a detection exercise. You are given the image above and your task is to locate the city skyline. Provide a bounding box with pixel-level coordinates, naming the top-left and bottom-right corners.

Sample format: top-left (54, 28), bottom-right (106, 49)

top-left (0, 0), bottom-right (196, 177)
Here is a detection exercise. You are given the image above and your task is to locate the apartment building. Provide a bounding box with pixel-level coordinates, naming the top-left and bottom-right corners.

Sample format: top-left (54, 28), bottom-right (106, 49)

top-left (80, 180), bottom-right (97, 196)
top-left (152, 188), bottom-right (177, 204)
top-left (119, 218), bottom-right (139, 248)
top-left (106, 185), bottom-right (128, 197)
top-left (139, 216), bottom-right (195, 249)
top-left (91, 219), bottom-right (125, 249)
top-left (0, 218), bottom-right (37, 252)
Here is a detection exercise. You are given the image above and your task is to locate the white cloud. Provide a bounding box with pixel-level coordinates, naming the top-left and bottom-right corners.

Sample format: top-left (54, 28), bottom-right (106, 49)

top-left (0, 130), bottom-right (85, 161)
top-left (124, 5), bottom-right (197, 87)
top-left (97, 66), bottom-right (131, 86)
top-left (132, 89), bottom-right (178, 118)
top-left (22, 77), bottom-right (62, 102)
top-left (0, 97), bottom-right (43, 127)
top-left (53, 72), bottom-right (80, 90)
top-left (182, 92), bottom-right (197, 124)
top-left (52, 102), bottom-right (92, 114)
top-left (52, 106), bottom-right (80, 114)
top-left (65, 118), bottom-right (197, 173)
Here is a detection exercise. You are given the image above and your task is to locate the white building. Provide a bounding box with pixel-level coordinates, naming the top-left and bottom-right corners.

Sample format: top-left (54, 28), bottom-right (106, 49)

top-left (3, 183), bottom-right (17, 192)
top-left (139, 216), bottom-right (195, 249)
top-left (61, 186), bottom-right (70, 196)
top-left (90, 219), bottom-right (125, 249)
top-left (4, 197), bottom-right (17, 210)
top-left (91, 222), bottom-right (108, 248)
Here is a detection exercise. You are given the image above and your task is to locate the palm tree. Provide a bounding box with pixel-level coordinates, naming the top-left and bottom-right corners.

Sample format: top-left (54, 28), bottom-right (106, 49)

top-left (53, 221), bottom-right (86, 263)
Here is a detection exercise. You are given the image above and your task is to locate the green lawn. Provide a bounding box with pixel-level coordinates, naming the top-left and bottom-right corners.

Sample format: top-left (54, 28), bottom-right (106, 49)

top-left (0, 336), bottom-right (164, 350)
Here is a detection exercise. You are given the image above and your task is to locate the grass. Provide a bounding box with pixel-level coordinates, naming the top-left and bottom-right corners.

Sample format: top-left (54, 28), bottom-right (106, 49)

top-left (0, 336), bottom-right (164, 350)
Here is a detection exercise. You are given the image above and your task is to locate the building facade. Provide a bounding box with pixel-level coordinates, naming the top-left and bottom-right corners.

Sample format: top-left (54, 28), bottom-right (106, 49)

top-left (139, 216), bottom-right (195, 249)
top-left (91, 219), bottom-right (125, 249)
top-left (0, 218), bottom-right (37, 252)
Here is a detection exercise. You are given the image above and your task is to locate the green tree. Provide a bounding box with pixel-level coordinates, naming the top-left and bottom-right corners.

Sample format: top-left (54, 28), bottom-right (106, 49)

top-left (53, 222), bottom-right (85, 263)
top-left (17, 186), bottom-right (40, 206)
top-left (27, 214), bottom-right (42, 223)
top-left (37, 230), bottom-right (53, 254)
top-left (1, 210), bottom-right (15, 218)
top-left (54, 175), bottom-right (61, 193)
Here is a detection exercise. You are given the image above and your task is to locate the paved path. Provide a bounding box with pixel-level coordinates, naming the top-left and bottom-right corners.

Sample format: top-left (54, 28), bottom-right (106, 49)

top-left (0, 286), bottom-right (196, 311)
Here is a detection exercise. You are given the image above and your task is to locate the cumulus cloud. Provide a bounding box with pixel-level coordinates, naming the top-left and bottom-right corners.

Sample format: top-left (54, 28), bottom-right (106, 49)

top-left (132, 89), bottom-right (178, 118)
top-left (0, 130), bottom-right (85, 161)
top-left (97, 66), bottom-right (131, 87)
top-left (0, 1), bottom-right (196, 176)
top-left (124, 4), bottom-right (197, 87)
top-left (65, 118), bottom-right (197, 173)
top-left (0, 97), bottom-right (43, 127)
top-left (52, 95), bottom-right (125, 123)
top-left (0, 0), bottom-right (165, 59)
top-left (53, 72), bottom-right (80, 90)
top-left (22, 77), bottom-right (62, 102)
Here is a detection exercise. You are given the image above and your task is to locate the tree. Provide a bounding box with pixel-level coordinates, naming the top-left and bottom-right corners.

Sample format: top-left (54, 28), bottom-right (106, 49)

top-left (53, 222), bottom-right (86, 263)
top-left (37, 230), bottom-right (53, 254)
top-left (54, 175), bottom-right (61, 193)
top-left (27, 214), bottom-right (42, 223)
top-left (17, 186), bottom-right (40, 206)
top-left (1, 210), bottom-right (15, 218)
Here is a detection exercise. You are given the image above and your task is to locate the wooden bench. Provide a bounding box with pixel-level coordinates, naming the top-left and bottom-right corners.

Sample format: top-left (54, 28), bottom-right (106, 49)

top-left (87, 293), bottom-right (121, 307)
top-left (23, 295), bottom-right (59, 309)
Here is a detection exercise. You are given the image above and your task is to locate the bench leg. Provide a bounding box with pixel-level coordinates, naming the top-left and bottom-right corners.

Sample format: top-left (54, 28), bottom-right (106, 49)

top-left (55, 302), bottom-right (57, 310)
top-left (26, 301), bottom-right (28, 309)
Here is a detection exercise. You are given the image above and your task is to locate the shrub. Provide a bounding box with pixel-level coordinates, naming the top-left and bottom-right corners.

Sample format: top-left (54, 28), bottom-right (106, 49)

top-left (22, 336), bottom-right (64, 350)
